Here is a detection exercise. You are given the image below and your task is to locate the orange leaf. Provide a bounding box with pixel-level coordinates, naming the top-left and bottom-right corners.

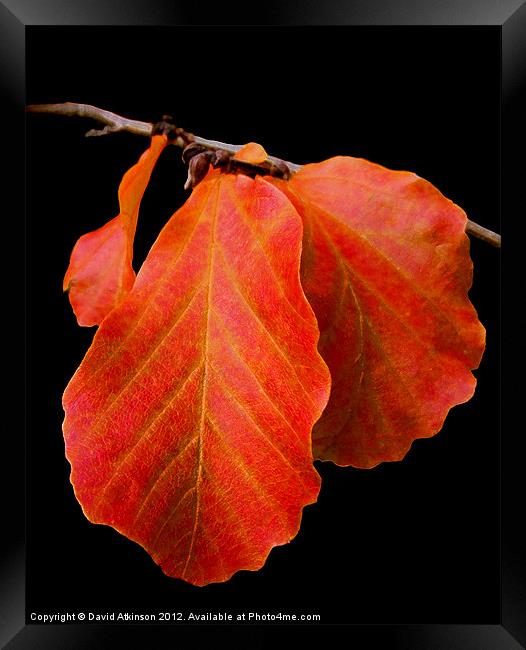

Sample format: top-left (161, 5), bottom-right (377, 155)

top-left (62, 169), bottom-right (330, 585)
top-left (63, 135), bottom-right (167, 326)
top-left (270, 157), bottom-right (486, 468)
top-left (232, 142), bottom-right (268, 164)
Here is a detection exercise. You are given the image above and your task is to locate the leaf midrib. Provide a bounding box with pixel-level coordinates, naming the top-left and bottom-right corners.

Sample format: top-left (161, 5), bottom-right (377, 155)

top-left (181, 176), bottom-right (221, 579)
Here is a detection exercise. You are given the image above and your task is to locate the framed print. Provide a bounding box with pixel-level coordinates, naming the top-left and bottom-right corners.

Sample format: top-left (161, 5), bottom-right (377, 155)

top-left (1, 1), bottom-right (522, 648)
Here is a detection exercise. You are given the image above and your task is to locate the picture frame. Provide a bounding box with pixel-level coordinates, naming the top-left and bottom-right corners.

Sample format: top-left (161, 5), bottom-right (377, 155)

top-left (2, 1), bottom-right (521, 648)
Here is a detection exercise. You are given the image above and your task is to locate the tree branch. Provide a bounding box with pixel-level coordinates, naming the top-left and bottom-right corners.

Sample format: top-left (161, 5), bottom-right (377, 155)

top-left (26, 102), bottom-right (500, 248)
top-left (27, 103), bottom-right (153, 137)
top-left (465, 220), bottom-right (501, 248)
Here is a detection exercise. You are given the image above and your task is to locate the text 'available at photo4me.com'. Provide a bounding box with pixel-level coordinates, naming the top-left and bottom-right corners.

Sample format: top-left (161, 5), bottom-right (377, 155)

top-left (29, 610), bottom-right (322, 624)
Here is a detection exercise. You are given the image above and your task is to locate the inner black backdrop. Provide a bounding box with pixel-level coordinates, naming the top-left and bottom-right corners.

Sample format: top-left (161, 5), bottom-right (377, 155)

top-left (26, 26), bottom-right (500, 624)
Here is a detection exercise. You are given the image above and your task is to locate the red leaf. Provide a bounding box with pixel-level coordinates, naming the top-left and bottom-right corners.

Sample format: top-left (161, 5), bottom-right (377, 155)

top-left (270, 157), bottom-right (486, 468)
top-left (63, 135), bottom-right (167, 326)
top-left (62, 169), bottom-right (330, 585)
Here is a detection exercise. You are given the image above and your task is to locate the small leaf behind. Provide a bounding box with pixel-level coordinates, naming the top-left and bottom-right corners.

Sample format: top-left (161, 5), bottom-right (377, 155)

top-left (63, 135), bottom-right (167, 326)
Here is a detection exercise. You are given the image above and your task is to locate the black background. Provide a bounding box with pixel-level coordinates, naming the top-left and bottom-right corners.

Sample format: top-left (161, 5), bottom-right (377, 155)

top-left (26, 26), bottom-right (500, 625)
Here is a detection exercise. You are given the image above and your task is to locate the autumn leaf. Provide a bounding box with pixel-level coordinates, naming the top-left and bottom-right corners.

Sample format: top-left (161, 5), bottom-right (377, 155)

top-left (63, 135), bottom-right (167, 326)
top-left (62, 169), bottom-right (330, 585)
top-left (270, 157), bottom-right (486, 468)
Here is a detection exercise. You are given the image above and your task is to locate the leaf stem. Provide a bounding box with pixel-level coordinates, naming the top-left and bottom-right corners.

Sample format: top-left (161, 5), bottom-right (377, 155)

top-left (26, 102), bottom-right (500, 248)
